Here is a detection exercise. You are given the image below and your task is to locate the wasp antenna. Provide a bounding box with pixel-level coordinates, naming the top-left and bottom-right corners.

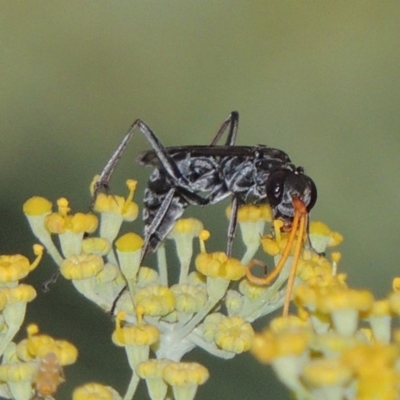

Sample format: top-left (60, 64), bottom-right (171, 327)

top-left (282, 198), bottom-right (307, 317)
top-left (245, 198), bottom-right (307, 317)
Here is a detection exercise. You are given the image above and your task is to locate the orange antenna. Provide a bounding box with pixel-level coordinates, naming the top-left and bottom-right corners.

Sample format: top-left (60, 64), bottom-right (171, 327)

top-left (245, 197), bottom-right (308, 317)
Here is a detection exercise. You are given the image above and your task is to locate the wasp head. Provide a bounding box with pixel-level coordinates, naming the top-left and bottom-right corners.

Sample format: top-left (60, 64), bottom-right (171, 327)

top-left (266, 167), bottom-right (317, 222)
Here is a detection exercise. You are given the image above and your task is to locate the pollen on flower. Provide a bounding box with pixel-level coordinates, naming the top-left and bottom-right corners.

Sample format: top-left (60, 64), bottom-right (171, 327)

top-left (112, 312), bottom-right (160, 346)
top-left (238, 279), bottom-right (268, 299)
top-left (342, 343), bottom-right (399, 373)
top-left (226, 204), bottom-right (272, 222)
top-left (252, 316), bottom-right (312, 365)
top-left (115, 232), bottom-right (144, 252)
top-left (171, 284), bottom-right (207, 313)
top-left (136, 358), bottom-right (170, 379)
top-left (169, 218), bottom-right (204, 236)
top-left (73, 383), bottom-right (116, 400)
top-left (19, 324), bottom-right (78, 365)
top-left (202, 313), bottom-right (227, 342)
top-left (296, 253), bottom-right (333, 283)
top-left (392, 277), bottom-right (400, 292)
top-left (199, 229), bottom-right (210, 243)
top-left (60, 254), bottom-right (104, 280)
top-left (260, 235), bottom-right (281, 256)
top-left (301, 358), bottom-right (352, 387)
top-left (313, 331), bottom-right (360, 357)
top-left (0, 254), bottom-right (36, 283)
top-left (317, 288), bottom-right (374, 314)
top-left (137, 267), bottom-right (159, 287)
top-left (214, 316), bottom-right (254, 353)
top-left (70, 213), bottom-right (98, 234)
top-left (23, 196), bottom-right (53, 216)
top-left (134, 285), bottom-right (175, 317)
top-left (195, 252), bottom-right (245, 281)
top-left (82, 237), bottom-right (111, 255)
top-left (163, 362), bottom-right (209, 386)
top-left (92, 179), bottom-right (139, 222)
top-left (225, 290), bottom-right (243, 314)
top-left (1, 284), bottom-right (36, 303)
top-left (0, 361), bottom-right (36, 382)
top-left (389, 290), bottom-right (400, 315)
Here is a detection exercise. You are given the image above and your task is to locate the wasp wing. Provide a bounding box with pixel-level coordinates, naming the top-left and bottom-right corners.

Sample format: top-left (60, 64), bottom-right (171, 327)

top-left (137, 145), bottom-right (291, 167)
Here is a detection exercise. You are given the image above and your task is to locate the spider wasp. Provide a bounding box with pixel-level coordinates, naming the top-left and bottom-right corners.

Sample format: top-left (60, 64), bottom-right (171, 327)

top-left (93, 112), bottom-right (317, 315)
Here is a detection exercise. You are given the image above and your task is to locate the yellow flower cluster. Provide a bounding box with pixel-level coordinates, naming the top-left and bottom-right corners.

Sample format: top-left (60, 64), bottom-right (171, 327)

top-left (23, 176), bottom-right (346, 399)
top-left (252, 272), bottom-right (400, 400)
top-left (0, 324), bottom-right (77, 400)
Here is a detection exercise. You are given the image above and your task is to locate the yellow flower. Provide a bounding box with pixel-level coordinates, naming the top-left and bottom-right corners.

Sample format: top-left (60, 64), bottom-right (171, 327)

top-left (115, 232), bottom-right (144, 281)
top-left (251, 317), bottom-right (312, 363)
top-left (357, 368), bottom-right (397, 400)
top-left (45, 198), bottom-right (98, 234)
top-left (137, 267), bottom-right (159, 287)
top-left (112, 312), bottom-right (159, 347)
top-left (136, 358), bottom-right (169, 378)
top-left (23, 196), bottom-right (53, 216)
top-left (73, 383), bottom-right (120, 400)
top-left (238, 279), bottom-right (268, 299)
top-left (92, 179), bottom-right (139, 221)
top-left (169, 218), bottom-right (204, 236)
top-left (317, 287), bottom-right (373, 336)
top-left (168, 219), bottom-right (204, 281)
top-left (195, 252), bottom-right (245, 281)
top-left (308, 221), bottom-right (343, 254)
top-left (230, 205), bottom-right (272, 265)
top-left (163, 362), bottom-right (209, 400)
top-left (301, 359), bottom-right (352, 396)
top-left (115, 233), bottom-right (144, 252)
top-left (82, 237), bottom-right (111, 255)
top-left (0, 245), bottom-right (43, 283)
top-left (1, 284), bottom-right (36, 304)
top-left (0, 361), bottom-right (36, 382)
top-left (136, 359), bottom-right (169, 400)
top-left (163, 361), bottom-right (209, 386)
top-left (226, 204), bottom-right (272, 223)
top-left (342, 343), bottom-right (399, 399)
top-left (112, 312), bottom-right (159, 371)
top-left (296, 252), bottom-right (334, 283)
top-left (313, 331), bottom-right (360, 358)
top-left (362, 299), bottom-right (392, 343)
top-left (225, 289), bottom-right (243, 314)
top-left (18, 324), bottom-right (78, 366)
top-left (112, 323), bottom-right (159, 347)
top-left (171, 284), bottom-right (207, 313)
top-left (134, 285), bottom-right (175, 317)
top-left (202, 313), bottom-right (226, 342)
top-left (342, 343), bottom-right (398, 373)
top-left (61, 254), bottom-right (104, 280)
top-left (214, 316), bottom-right (254, 353)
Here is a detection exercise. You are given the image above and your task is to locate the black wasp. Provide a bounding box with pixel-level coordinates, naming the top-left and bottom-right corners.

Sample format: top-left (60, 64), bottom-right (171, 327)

top-left (93, 111), bottom-right (317, 262)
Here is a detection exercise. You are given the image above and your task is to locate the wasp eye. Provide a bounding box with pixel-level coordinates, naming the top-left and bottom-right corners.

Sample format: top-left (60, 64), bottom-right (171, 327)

top-left (266, 169), bottom-right (290, 206)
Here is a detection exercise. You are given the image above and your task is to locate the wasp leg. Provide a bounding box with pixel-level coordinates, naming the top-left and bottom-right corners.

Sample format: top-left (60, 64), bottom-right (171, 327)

top-left (226, 196), bottom-right (239, 257)
top-left (209, 111), bottom-right (240, 256)
top-left (93, 119), bottom-right (191, 203)
top-left (110, 188), bottom-right (179, 315)
top-left (209, 111), bottom-right (239, 146)
top-left (142, 188), bottom-right (178, 256)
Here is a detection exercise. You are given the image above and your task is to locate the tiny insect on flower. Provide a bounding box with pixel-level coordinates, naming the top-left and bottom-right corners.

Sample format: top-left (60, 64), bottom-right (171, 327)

top-left (34, 352), bottom-right (64, 397)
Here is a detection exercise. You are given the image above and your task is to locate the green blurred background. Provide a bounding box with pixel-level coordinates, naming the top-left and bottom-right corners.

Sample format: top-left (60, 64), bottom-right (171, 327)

top-left (1, 2), bottom-right (400, 399)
